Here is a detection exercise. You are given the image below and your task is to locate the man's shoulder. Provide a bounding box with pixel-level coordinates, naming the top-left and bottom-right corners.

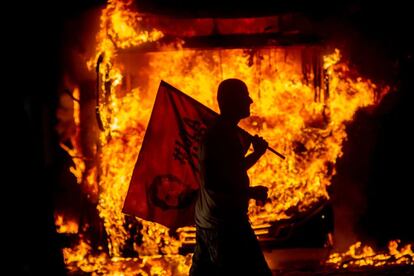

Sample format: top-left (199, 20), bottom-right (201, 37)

top-left (204, 122), bottom-right (235, 142)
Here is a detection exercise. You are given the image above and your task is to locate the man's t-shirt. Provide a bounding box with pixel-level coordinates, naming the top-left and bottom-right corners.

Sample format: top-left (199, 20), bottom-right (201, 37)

top-left (195, 117), bottom-right (250, 229)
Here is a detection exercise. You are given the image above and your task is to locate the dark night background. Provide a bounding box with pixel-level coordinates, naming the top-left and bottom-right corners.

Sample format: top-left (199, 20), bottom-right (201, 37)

top-left (9, 0), bottom-right (413, 274)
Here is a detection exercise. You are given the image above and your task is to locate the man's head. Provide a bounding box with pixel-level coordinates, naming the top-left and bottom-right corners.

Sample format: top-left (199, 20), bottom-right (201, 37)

top-left (217, 78), bottom-right (253, 120)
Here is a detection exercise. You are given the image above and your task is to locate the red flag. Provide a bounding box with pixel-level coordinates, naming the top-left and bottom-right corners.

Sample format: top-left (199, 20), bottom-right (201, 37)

top-left (123, 81), bottom-right (220, 228)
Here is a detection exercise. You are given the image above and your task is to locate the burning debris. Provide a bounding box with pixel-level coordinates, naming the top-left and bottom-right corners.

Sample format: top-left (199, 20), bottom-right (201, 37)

top-left (327, 240), bottom-right (414, 268)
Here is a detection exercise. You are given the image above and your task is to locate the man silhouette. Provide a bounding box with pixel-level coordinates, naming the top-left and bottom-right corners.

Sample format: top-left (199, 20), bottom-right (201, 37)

top-left (190, 79), bottom-right (272, 276)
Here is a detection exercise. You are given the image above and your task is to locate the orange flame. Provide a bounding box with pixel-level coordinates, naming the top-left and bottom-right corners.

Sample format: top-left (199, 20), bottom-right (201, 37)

top-left (327, 240), bottom-right (414, 268)
top-left (87, 0), bottom-right (163, 71)
top-left (58, 87), bottom-right (85, 184)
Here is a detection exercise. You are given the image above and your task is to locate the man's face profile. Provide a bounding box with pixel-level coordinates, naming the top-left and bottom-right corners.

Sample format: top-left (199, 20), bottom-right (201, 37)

top-left (238, 88), bottom-right (253, 119)
top-left (218, 79), bottom-right (253, 119)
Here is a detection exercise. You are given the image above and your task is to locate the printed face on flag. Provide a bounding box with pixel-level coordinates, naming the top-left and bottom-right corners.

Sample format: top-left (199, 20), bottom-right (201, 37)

top-left (148, 174), bottom-right (197, 210)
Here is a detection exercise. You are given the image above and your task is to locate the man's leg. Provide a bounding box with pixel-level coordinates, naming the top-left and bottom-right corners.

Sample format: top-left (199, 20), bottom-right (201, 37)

top-left (243, 222), bottom-right (272, 276)
top-left (214, 221), bottom-right (272, 276)
top-left (190, 227), bottom-right (216, 276)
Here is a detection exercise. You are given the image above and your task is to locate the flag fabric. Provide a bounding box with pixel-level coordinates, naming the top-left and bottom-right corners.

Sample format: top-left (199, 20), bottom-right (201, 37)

top-left (123, 81), bottom-right (220, 228)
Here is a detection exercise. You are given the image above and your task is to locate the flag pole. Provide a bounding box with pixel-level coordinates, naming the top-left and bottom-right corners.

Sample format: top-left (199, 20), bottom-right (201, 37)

top-left (160, 81), bottom-right (286, 160)
top-left (267, 146), bottom-right (285, 159)
top-left (240, 129), bottom-right (285, 159)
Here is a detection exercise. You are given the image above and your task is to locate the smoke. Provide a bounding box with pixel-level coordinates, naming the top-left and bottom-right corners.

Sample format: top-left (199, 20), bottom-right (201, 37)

top-left (308, 0), bottom-right (414, 251)
top-left (330, 62), bottom-right (414, 250)
top-left (330, 108), bottom-right (379, 251)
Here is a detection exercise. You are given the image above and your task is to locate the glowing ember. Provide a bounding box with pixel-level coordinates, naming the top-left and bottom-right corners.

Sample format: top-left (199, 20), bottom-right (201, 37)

top-left (57, 0), bottom-right (396, 274)
top-left (326, 240), bottom-right (414, 268)
top-left (55, 213), bottom-right (79, 234)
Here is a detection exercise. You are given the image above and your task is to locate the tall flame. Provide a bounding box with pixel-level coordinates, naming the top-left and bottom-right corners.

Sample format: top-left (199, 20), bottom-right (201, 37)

top-left (57, 0), bottom-right (400, 274)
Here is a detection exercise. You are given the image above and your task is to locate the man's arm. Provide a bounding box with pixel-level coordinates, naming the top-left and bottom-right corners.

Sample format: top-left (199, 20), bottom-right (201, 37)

top-left (248, 185), bottom-right (268, 206)
top-left (244, 135), bottom-right (269, 206)
top-left (244, 135), bottom-right (268, 170)
top-left (244, 151), bottom-right (263, 170)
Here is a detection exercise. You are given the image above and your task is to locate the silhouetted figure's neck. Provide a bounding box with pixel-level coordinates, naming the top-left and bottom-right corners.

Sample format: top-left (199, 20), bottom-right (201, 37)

top-left (218, 114), bottom-right (240, 127)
